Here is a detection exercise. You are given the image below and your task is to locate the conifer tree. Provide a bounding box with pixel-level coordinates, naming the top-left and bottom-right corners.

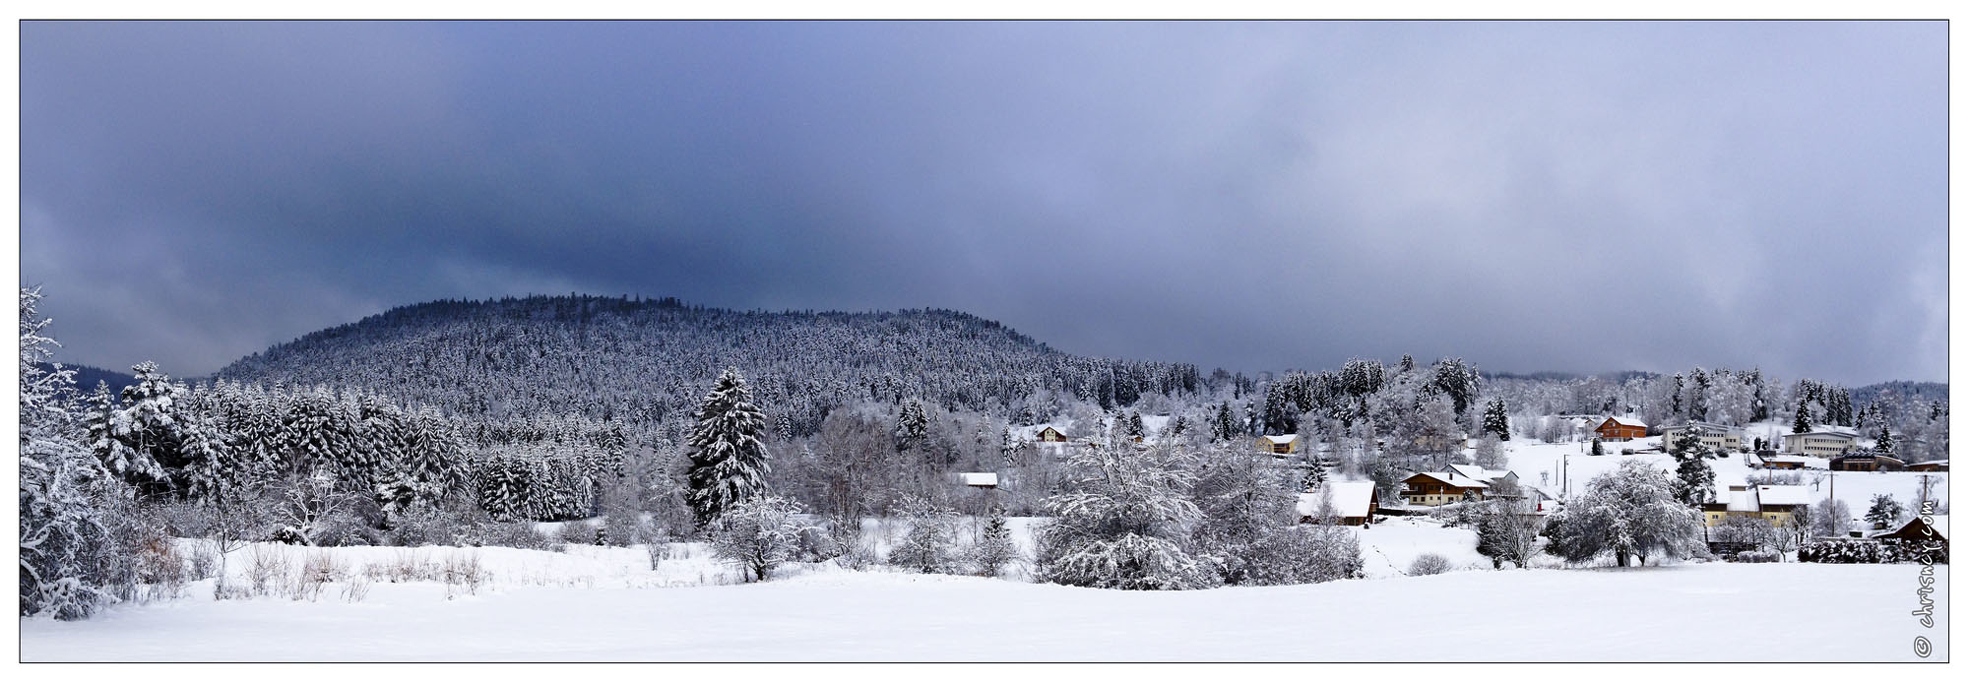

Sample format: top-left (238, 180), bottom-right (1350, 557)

top-left (894, 399), bottom-right (928, 451)
top-left (686, 368), bottom-right (772, 527)
top-left (1875, 424), bottom-right (1896, 456)
top-left (1792, 402), bottom-right (1812, 434)
top-left (1482, 398), bottom-right (1510, 441)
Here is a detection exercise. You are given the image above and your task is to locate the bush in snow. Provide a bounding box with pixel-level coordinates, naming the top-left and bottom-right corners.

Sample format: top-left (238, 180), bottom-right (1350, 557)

top-left (1799, 540), bottom-right (1886, 564)
top-left (557, 519), bottom-right (600, 546)
top-left (708, 495), bottom-right (812, 582)
top-left (1809, 498), bottom-right (1853, 539)
top-left (1733, 550), bottom-right (1779, 563)
top-left (886, 494), bottom-right (961, 573)
top-left (1542, 459), bottom-right (1704, 567)
top-left (1408, 553), bottom-right (1453, 576)
top-left (1033, 438), bottom-right (1219, 591)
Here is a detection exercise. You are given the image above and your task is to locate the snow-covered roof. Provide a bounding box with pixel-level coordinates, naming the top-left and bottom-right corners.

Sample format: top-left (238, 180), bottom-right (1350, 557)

top-left (1753, 485), bottom-right (1812, 507)
top-left (1409, 471), bottom-right (1490, 489)
top-left (960, 472), bottom-right (998, 487)
top-left (1725, 486), bottom-right (1761, 513)
top-left (1876, 515), bottom-right (1948, 541)
top-left (1790, 426), bottom-right (1859, 439)
top-left (1662, 421), bottom-right (1742, 434)
top-left (1260, 434), bottom-right (1300, 445)
top-left (1028, 423), bottom-right (1071, 438)
top-left (1448, 464), bottom-right (1516, 483)
top-left (1299, 481), bottom-right (1378, 519)
top-left (1603, 416), bottom-right (1647, 428)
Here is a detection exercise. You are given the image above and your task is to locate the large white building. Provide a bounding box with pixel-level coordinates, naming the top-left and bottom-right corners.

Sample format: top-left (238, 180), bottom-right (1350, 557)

top-left (1661, 422), bottom-right (1744, 454)
top-left (1783, 427), bottom-right (1860, 456)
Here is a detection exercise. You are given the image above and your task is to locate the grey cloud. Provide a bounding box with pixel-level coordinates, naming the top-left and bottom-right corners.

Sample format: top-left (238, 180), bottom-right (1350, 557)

top-left (20, 21), bottom-right (1945, 386)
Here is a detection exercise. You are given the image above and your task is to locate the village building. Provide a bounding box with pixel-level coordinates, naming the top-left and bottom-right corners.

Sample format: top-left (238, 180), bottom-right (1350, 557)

top-left (1030, 424), bottom-right (1071, 443)
top-left (958, 472), bottom-right (998, 489)
top-left (1872, 515), bottom-right (1948, 556)
top-left (1750, 452), bottom-right (1815, 470)
top-left (1594, 416), bottom-right (1648, 441)
top-left (1907, 460), bottom-right (1949, 472)
top-left (1783, 427), bottom-right (1860, 456)
top-left (1256, 433), bottom-right (1302, 455)
top-left (1660, 422), bottom-right (1745, 454)
top-left (1829, 452), bottom-right (1906, 472)
top-left (1698, 484), bottom-right (1812, 528)
top-left (1399, 465), bottom-right (1517, 507)
top-left (1298, 481), bottom-right (1380, 526)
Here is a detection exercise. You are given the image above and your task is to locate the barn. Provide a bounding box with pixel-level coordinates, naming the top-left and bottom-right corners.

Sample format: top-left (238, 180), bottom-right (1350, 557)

top-left (1594, 416), bottom-right (1648, 441)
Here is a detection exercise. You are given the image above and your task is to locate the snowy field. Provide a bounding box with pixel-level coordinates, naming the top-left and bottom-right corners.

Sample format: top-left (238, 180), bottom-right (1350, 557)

top-left (20, 538), bottom-right (1947, 662)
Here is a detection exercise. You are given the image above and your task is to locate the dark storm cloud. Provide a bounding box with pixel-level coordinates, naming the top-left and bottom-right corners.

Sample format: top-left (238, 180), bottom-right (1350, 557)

top-left (21, 21), bottom-right (1945, 386)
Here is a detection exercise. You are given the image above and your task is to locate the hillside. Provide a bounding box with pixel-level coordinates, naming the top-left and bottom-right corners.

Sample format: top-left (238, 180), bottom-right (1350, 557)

top-left (212, 295), bottom-right (1200, 437)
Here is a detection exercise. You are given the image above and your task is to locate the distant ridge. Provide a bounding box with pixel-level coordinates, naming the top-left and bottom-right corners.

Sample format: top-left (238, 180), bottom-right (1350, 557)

top-left (213, 294), bottom-right (1201, 436)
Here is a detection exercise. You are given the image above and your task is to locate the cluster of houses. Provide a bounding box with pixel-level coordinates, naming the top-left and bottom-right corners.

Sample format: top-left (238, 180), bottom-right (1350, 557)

top-left (1004, 421), bottom-right (1946, 557)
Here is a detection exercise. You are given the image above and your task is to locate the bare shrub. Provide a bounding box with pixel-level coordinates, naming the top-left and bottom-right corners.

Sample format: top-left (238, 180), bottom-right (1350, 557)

top-left (246, 545), bottom-right (290, 597)
top-left (290, 551), bottom-right (347, 601)
top-left (187, 541), bottom-right (219, 581)
top-left (341, 573), bottom-right (373, 603)
top-left (442, 552), bottom-right (487, 596)
top-left (1408, 553), bottom-right (1453, 576)
top-left (480, 520), bottom-right (555, 550)
top-left (557, 519), bottom-right (599, 546)
top-left (133, 533), bottom-right (189, 602)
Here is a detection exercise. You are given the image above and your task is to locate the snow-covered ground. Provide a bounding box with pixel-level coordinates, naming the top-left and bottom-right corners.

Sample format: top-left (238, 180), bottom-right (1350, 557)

top-left (20, 551), bottom-right (1944, 662)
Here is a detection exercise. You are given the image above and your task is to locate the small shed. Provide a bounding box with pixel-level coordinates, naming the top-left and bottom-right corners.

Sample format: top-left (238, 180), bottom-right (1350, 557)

top-left (959, 472), bottom-right (999, 489)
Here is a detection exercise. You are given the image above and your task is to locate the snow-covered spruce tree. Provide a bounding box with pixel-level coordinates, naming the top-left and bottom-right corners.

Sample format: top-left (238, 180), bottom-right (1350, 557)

top-left (686, 368), bottom-right (772, 528)
top-left (1864, 494), bottom-right (1904, 530)
top-left (1792, 402), bottom-right (1812, 434)
top-left (886, 494), bottom-right (960, 573)
top-left (708, 495), bottom-right (811, 582)
top-left (1482, 398), bottom-right (1510, 441)
top-left (1874, 425), bottom-right (1896, 456)
top-left (970, 509), bottom-right (1019, 577)
top-left (1669, 430), bottom-right (1716, 507)
top-left (1033, 437), bottom-right (1219, 590)
top-left (894, 399), bottom-right (928, 452)
top-left (1542, 460), bottom-right (1703, 567)
top-left (20, 288), bottom-right (122, 619)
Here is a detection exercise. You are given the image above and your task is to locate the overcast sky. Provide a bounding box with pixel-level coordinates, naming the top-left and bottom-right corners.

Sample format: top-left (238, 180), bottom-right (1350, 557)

top-left (20, 21), bottom-right (1947, 386)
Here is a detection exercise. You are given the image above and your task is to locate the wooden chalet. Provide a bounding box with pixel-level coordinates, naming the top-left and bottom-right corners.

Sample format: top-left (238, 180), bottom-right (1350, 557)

top-left (1400, 471), bottom-right (1491, 507)
top-left (1830, 452), bottom-right (1906, 472)
top-left (1595, 416), bottom-right (1648, 441)
top-left (1031, 424), bottom-right (1071, 443)
top-left (1908, 460), bottom-right (1949, 472)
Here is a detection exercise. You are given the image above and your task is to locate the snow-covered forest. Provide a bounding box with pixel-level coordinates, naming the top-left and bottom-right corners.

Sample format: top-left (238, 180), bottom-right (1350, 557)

top-left (19, 289), bottom-right (1951, 655)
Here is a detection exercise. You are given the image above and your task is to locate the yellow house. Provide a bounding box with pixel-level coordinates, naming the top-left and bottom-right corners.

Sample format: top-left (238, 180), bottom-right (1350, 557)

top-left (1255, 434), bottom-right (1302, 455)
top-left (1700, 484), bottom-right (1812, 527)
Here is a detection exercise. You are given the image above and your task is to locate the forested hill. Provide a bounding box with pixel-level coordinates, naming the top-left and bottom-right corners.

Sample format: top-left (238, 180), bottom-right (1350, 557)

top-left (213, 295), bottom-right (1201, 437)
